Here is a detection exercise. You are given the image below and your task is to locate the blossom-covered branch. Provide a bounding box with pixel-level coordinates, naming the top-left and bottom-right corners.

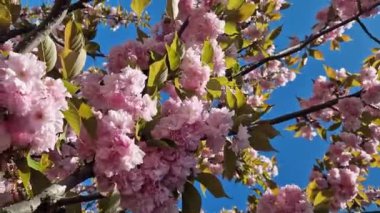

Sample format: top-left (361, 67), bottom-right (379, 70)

top-left (260, 90), bottom-right (362, 125)
top-left (1, 163), bottom-right (94, 213)
top-left (233, 2), bottom-right (380, 78)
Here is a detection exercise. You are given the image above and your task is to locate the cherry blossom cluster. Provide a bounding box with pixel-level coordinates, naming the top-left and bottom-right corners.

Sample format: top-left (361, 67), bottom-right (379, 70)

top-left (257, 184), bottom-right (313, 213)
top-left (0, 52), bottom-right (70, 154)
top-left (314, 0), bottom-right (380, 42)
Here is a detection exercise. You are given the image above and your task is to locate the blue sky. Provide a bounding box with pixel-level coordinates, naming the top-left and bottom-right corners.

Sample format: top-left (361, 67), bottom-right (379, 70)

top-left (24, 0), bottom-right (380, 212)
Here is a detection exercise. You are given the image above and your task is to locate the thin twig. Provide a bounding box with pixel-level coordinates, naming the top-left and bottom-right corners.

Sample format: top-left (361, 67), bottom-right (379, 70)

top-left (355, 18), bottom-right (380, 45)
top-left (232, 2), bottom-right (380, 78)
top-left (258, 91), bottom-right (362, 125)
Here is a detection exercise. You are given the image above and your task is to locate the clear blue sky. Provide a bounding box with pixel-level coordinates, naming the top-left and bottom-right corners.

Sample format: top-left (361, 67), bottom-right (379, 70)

top-left (24, 0), bottom-right (380, 212)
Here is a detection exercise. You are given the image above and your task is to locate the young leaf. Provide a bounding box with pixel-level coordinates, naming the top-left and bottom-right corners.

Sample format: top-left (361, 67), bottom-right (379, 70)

top-left (201, 39), bottom-right (214, 68)
top-left (308, 49), bottom-right (324, 60)
top-left (63, 102), bottom-right (81, 135)
top-left (223, 143), bottom-right (237, 180)
top-left (166, 0), bottom-right (179, 19)
top-left (196, 173), bottom-right (230, 198)
top-left (226, 87), bottom-right (236, 109)
top-left (238, 2), bottom-right (256, 22)
top-left (60, 48), bottom-right (87, 79)
top-left (147, 56), bottom-right (168, 95)
top-left (182, 182), bottom-right (202, 213)
top-left (131, 0), bottom-right (151, 17)
top-left (166, 33), bottom-right (181, 71)
top-left (0, 4), bottom-right (11, 30)
top-left (98, 193), bottom-right (121, 213)
top-left (227, 0), bottom-right (244, 10)
top-left (64, 20), bottom-right (84, 52)
top-left (37, 36), bottom-right (57, 72)
top-left (323, 65), bottom-right (336, 79)
top-left (268, 25), bottom-right (283, 40)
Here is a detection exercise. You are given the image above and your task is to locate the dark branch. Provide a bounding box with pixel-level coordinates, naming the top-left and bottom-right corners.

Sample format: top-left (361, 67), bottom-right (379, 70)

top-left (259, 91), bottom-right (362, 125)
top-left (355, 18), bottom-right (380, 45)
top-left (232, 2), bottom-right (380, 78)
top-left (67, 0), bottom-right (92, 13)
top-left (55, 193), bottom-right (103, 207)
top-left (1, 163), bottom-right (94, 213)
top-left (1, 0), bottom-right (93, 48)
top-left (14, 0), bottom-right (72, 53)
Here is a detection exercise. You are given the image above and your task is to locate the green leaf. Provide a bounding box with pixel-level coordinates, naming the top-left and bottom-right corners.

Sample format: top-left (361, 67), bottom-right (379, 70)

top-left (182, 182), bottom-right (202, 213)
top-left (30, 168), bottom-right (51, 195)
top-left (235, 87), bottom-right (246, 109)
top-left (314, 190), bottom-right (333, 209)
top-left (249, 123), bottom-right (278, 151)
top-left (136, 27), bottom-right (148, 42)
top-left (166, 0), bottom-right (179, 19)
top-left (323, 65), bottom-right (336, 79)
top-left (166, 33), bottom-right (181, 71)
top-left (60, 48), bottom-right (87, 79)
top-left (63, 80), bottom-right (80, 95)
top-left (0, 4), bottom-right (11, 30)
top-left (223, 143), bottom-right (237, 180)
top-left (82, 116), bottom-right (98, 139)
top-left (131, 0), bottom-right (151, 17)
top-left (196, 173), bottom-right (230, 198)
top-left (98, 193), bottom-right (120, 213)
top-left (85, 41), bottom-right (100, 56)
top-left (64, 20), bottom-right (84, 52)
top-left (37, 36), bottom-right (57, 72)
top-left (328, 122), bottom-right (342, 131)
top-left (224, 21), bottom-right (238, 35)
top-left (26, 153), bottom-right (44, 172)
top-left (63, 101), bottom-right (81, 135)
top-left (226, 87), bottom-right (236, 109)
top-left (238, 2), bottom-right (256, 22)
top-left (78, 103), bottom-right (93, 119)
top-left (201, 39), bottom-right (214, 68)
top-left (16, 159), bottom-right (32, 198)
top-left (225, 56), bottom-right (237, 69)
top-left (308, 49), bottom-right (324, 60)
top-left (268, 25), bottom-right (282, 40)
top-left (147, 56), bottom-right (168, 95)
top-left (227, 0), bottom-right (244, 10)
top-left (206, 78), bottom-right (222, 99)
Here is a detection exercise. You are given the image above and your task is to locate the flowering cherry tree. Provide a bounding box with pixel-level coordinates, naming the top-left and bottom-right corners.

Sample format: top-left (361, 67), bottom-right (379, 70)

top-left (0, 0), bottom-right (380, 212)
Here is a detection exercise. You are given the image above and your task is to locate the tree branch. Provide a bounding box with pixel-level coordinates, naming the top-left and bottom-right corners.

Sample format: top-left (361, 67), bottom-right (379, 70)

top-left (0, 1), bottom-right (93, 44)
top-left (14, 0), bottom-right (72, 53)
top-left (355, 18), bottom-right (380, 45)
top-left (1, 163), bottom-right (94, 213)
top-left (232, 2), bottom-right (380, 78)
top-left (54, 193), bottom-right (103, 207)
top-left (258, 91), bottom-right (362, 125)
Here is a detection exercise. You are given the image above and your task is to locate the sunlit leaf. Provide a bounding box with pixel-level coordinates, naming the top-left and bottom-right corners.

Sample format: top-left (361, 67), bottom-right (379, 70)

top-left (37, 36), bottom-right (57, 72)
top-left (131, 0), bottom-right (151, 17)
top-left (166, 0), bottom-right (179, 19)
top-left (60, 48), bottom-right (87, 79)
top-left (64, 20), bottom-right (84, 51)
